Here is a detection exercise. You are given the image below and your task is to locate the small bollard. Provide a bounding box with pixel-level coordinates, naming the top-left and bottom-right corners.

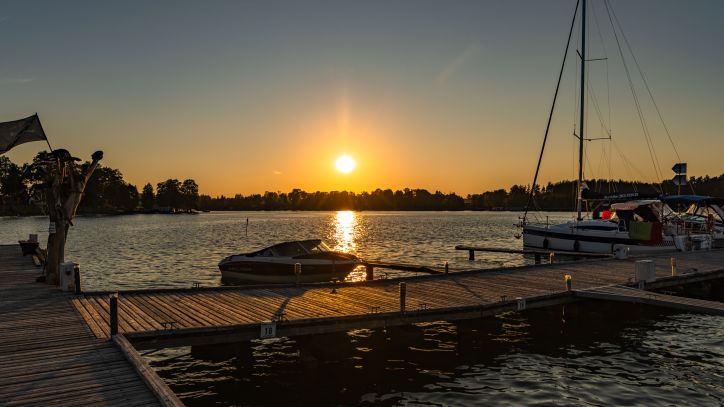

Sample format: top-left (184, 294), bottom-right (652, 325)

top-left (73, 264), bottom-right (81, 294)
top-left (671, 257), bottom-right (677, 276)
top-left (109, 292), bottom-right (119, 336)
top-left (399, 282), bottom-right (407, 313)
top-left (549, 252), bottom-right (555, 264)
top-left (366, 264), bottom-right (374, 281)
top-left (468, 249), bottom-right (475, 261)
top-left (564, 274), bottom-right (572, 291)
top-left (294, 263), bottom-right (302, 285)
top-left (444, 261), bottom-right (449, 274)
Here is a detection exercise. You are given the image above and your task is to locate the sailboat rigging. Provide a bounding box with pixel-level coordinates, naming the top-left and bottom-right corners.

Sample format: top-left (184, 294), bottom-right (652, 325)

top-left (519, 0), bottom-right (713, 254)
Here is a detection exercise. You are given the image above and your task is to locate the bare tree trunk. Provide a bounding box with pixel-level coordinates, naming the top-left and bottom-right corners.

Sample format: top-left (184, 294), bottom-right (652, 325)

top-left (42, 150), bottom-right (102, 286)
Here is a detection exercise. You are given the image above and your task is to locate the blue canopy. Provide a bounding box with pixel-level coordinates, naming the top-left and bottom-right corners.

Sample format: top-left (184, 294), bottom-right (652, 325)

top-left (661, 195), bottom-right (713, 205)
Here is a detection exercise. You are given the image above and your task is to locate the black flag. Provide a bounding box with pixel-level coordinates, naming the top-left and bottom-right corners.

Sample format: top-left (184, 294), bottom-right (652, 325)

top-left (0, 114), bottom-right (48, 154)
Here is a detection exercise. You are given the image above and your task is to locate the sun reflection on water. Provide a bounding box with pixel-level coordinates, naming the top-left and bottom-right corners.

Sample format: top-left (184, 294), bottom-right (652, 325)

top-left (333, 210), bottom-right (358, 254)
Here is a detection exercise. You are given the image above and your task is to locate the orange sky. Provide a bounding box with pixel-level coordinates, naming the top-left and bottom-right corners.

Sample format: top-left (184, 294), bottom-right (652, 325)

top-left (2, 1), bottom-right (722, 196)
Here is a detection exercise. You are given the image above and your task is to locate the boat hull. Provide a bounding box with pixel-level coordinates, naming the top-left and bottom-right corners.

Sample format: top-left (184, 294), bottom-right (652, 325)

top-left (219, 259), bottom-right (357, 284)
top-left (522, 224), bottom-right (677, 254)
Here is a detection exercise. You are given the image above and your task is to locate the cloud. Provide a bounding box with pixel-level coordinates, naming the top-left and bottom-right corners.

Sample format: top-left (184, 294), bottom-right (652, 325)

top-left (436, 44), bottom-right (482, 85)
top-left (272, 170), bottom-right (282, 175)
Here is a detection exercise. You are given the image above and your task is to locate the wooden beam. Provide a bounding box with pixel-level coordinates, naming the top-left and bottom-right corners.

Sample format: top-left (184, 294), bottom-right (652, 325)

top-left (113, 335), bottom-right (184, 407)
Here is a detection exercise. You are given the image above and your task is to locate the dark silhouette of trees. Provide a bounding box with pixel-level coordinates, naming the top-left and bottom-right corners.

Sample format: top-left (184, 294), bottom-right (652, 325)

top-left (0, 156), bottom-right (29, 213)
top-left (141, 183), bottom-right (155, 210)
top-left (0, 154), bottom-right (722, 214)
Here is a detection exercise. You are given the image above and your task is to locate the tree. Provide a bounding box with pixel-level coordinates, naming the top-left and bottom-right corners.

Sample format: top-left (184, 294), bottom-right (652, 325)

top-left (0, 156), bottom-right (28, 210)
top-left (180, 179), bottom-right (199, 210)
top-left (32, 149), bottom-right (103, 285)
top-left (141, 183), bottom-right (155, 210)
top-left (156, 179), bottom-right (182, 208)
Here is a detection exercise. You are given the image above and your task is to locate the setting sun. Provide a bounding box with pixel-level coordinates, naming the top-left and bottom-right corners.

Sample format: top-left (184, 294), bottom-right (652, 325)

top-left (335, 155), bottom-right (356, 174)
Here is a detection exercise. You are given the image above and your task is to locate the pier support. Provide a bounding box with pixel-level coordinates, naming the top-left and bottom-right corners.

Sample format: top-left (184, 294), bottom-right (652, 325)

top-left (110, 292), bottom-right (119, 336)
top-left (468, 249), bottom-right (475, 261)
top-left (399, 282), bottom-right (407, 313)
top-left (73, 264), bottom-right (81, 294)
top-left (366, 264), bottom-right (374, 281)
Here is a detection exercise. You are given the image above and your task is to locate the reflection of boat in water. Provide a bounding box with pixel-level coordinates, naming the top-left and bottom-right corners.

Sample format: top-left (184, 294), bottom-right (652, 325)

top-left (218, 239), bottom-right (358, 284)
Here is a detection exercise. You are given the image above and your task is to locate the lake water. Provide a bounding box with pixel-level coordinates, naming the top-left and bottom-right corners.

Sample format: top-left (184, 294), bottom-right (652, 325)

top-left (1, 211), bottom-right (722, 406)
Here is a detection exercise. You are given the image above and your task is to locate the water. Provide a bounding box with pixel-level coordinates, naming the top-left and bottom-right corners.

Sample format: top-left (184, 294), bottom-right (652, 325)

top-left (2, 211), bottom-right (722, 406)
top-left (0, 211), bottom-right (573, 291)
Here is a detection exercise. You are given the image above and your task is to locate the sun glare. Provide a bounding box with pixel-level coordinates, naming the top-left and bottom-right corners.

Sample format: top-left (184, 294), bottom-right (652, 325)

top-left (335, 155), bottom-right (356, 174)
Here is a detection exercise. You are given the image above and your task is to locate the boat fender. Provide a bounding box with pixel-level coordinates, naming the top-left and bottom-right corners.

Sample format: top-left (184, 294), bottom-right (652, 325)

top-left (542, 238), bottom-right (549, 249)
top-left (573, 240), bottom-right (580, 252)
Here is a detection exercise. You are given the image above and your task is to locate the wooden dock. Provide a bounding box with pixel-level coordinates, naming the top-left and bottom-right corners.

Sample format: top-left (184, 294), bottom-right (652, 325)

top-left (71, 249), bottom-right (724, 350)
top-left (455, 244), bottom-right (613, 261)
top-left (576, 285), bottom-right (724, 315)
top-left (0, 245), bottom-right (177, 407)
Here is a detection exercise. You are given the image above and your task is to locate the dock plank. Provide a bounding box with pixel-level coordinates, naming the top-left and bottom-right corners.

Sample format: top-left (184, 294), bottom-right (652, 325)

top-left (0, 245), bottom-right (164, 407)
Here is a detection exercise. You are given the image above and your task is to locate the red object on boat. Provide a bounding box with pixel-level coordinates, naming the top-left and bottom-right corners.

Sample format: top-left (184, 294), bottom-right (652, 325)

top-left (600, 210), bottom-right (612, 220)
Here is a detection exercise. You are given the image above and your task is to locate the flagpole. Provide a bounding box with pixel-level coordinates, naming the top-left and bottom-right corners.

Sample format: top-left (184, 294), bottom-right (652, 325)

top-left (34, 113), bottom-right (53, 152)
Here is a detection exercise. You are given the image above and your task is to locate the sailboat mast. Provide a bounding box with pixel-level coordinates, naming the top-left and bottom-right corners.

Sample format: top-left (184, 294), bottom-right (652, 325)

top-left (576, 0), bottom-right (586, 221)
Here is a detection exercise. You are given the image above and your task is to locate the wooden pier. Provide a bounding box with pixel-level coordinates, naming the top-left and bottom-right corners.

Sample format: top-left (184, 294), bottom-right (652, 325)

top-left (72, 250), bottom-right (724, 350)
top-left (455, 244), bottom-right (613, 261)
top-left (576, 285), bottom-right (724, 315)
top-left (0, 245), bottom-right (178, 407)
top-left (3, 241), bottom-right (723, 405)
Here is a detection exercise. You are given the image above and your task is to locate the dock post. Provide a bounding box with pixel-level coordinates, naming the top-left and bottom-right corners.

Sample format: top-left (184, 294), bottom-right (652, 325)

top-left (534, 254), bottom-right (541, 264)
top-left (73, 263), bottom-right (81, 294)
top-left (366, 264), bottom-right (374, 281)
top-left (564, 274), bottom-right (572, 291)
top-left (549, 252), bottom-right (555, 264)
top-left (444, 261), bottom-right (449, 274)
top-left (399, 282), bottom-right (407, 313)
top-left (294, 263), bottom-right (302, 286)
top-left (671, 257), bottom-right (677, 276)
top-left (468, 249), bottom-right (475, 261)
top-left (110, 292), bottom-right (119, 336)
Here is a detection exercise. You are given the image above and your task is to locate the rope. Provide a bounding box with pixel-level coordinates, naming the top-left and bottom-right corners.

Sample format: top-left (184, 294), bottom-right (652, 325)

top-left (522, 0), bottom-right (580, 224)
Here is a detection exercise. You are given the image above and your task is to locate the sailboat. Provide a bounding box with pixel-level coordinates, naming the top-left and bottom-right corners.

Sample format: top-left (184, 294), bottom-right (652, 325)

top-left (520, 0), bottom-right (713, 255)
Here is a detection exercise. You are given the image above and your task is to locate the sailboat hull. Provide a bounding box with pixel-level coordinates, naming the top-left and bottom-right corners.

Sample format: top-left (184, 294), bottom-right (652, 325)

top-left (522, 224), bottom-right (677, 255)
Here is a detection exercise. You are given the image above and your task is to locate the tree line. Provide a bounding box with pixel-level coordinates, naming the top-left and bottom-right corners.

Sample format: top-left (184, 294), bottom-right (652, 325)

top-left (1, 154), bottom-right (722, 214)
top-left (0, 153), bottom-right (199, 215)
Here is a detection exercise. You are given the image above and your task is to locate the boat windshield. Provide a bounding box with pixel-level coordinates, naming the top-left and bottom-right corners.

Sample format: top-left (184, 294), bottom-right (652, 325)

top-left (271, 242), bottom-right (308, 257)
top-left (299, 240), bottom-right (331, 253)
top-left (268, 240), bottom-right (330, 257)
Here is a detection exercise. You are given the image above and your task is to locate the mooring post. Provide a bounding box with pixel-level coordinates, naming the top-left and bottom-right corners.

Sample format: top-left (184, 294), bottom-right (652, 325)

top-left (468, 249), bottom-right (475, 261)
top-left (564, 274), bottom-right (572, 291)
top-left (366, 264), bottom-right (374, 281)
top-left (294, 263), bottom-right (302, 286)
top-left (399, 282), bottom-right (407, 313)
top-left (444, 261), bottom-right (449, 274)
top-left (73, 263), bottom-right (81, 294)
top-left (671, 257), bottom-right (677, 276)
top-left (549, 252), bottom-right (555, 264)
top-left (109, 292), bottom-right (119, 336)
top-left (534, 254), bottom-right (541, 264)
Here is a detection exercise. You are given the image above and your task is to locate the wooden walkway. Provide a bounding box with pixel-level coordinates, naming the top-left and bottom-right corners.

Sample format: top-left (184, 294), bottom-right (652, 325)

top-left (0, 245), bottom-right (168, 407)
top-left (72, 249), bottom-right (724, 349)
top-left (576, 285), bottom-right (724, 315)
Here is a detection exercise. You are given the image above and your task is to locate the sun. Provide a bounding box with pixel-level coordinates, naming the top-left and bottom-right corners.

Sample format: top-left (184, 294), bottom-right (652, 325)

top-left (335, 154), bottom-right (356, 174)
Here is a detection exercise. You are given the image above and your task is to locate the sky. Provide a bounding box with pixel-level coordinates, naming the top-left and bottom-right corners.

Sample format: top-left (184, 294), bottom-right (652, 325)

top-left (1, 0), bottom-right (722, 196)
